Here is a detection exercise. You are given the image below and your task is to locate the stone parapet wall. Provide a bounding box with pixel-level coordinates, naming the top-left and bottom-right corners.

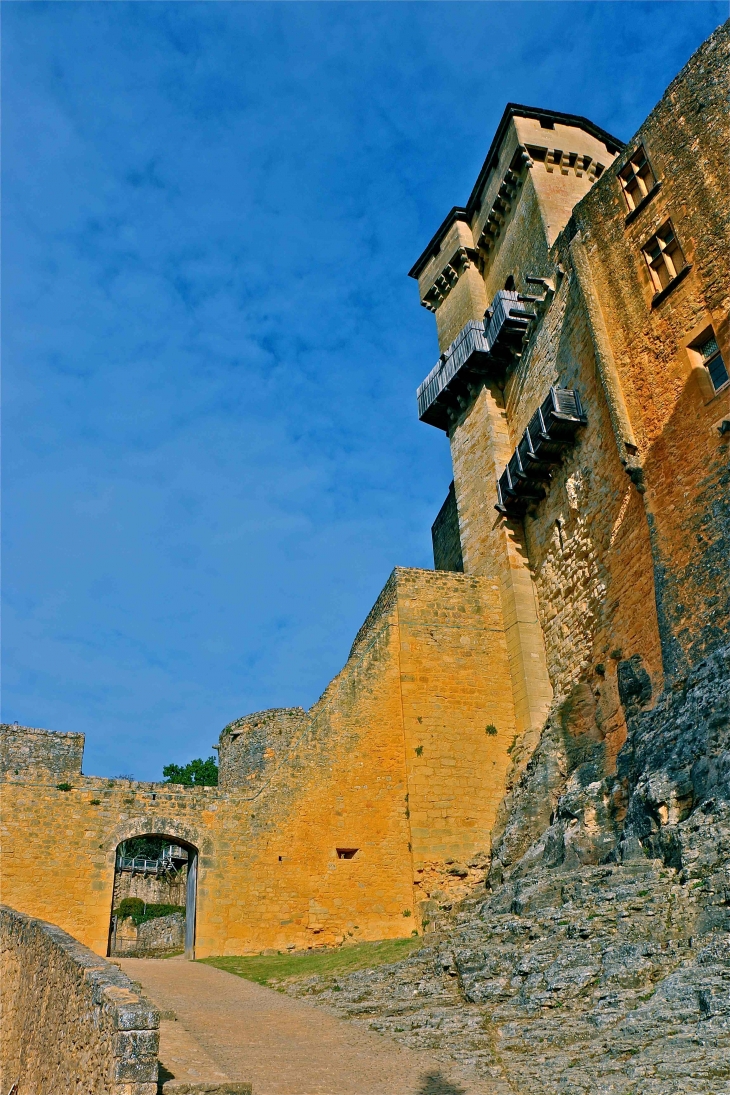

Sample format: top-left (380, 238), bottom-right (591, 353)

top-left (1, 724), bottom-right (84, 782)
top-left (218, 707), bottom-right (309, 791)
top-left (0, 568), bottom-right (519, 957)
top-left (0, 905), bottom-right (159, 1095)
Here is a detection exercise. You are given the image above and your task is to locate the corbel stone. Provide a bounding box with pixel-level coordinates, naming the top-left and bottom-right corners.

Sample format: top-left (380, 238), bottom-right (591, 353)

top-left (420, 246), bottom-right (479, 311)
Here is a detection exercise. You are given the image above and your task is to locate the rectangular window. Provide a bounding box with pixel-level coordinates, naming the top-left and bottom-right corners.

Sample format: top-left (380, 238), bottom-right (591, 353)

top-left (642, 221), bottom-right (686, 294)
top-left (619, 146), bottom-right (656, 211)
top-left (336, 848), bottom-right (358, 860)
top-left (699, 333), bottom-right (729, 391)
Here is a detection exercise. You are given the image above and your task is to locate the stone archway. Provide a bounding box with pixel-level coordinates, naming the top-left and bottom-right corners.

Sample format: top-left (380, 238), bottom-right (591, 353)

top-left (105, 817), bottom-right (204, 960)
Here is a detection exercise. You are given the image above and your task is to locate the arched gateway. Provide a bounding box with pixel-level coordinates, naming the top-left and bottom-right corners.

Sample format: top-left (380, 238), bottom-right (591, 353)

top-left (108, 832), bottom-right (199, 959)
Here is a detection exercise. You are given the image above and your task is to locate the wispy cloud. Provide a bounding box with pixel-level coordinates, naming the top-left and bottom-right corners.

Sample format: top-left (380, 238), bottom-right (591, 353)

top-left (3, 1), bottom-right (724, 778)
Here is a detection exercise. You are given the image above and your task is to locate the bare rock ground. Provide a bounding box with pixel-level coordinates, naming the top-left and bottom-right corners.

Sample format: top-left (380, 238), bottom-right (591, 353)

top-left (282, 646), bottom-right (730, 1094)
top-left (283, 840), bottom-right (730, 1093)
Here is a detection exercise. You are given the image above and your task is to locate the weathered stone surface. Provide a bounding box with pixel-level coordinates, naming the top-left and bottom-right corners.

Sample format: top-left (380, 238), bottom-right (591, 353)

top-left (283, 841), bottom-right (730, 1092)
top-left (0, 905), bottom-right (160, 1095)
top-left (431, 481), bottom-right (464, 572)
top-left (0, 567), bottom-right (521, 957)
top-left (0, 723), bottom-right (84, 781)
top-left (112, 911), bottom-right (186, 957)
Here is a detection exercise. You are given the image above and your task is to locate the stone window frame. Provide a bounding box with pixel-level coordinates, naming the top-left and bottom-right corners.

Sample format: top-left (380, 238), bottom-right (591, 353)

top-left (619, 144), bottom-right (659, 218)
top-left (685, 323), bottom-right (730, 400)
top-left (642, 219), bottom-right (690, 305)
top-left (682, 318), bottom-right (730, 403)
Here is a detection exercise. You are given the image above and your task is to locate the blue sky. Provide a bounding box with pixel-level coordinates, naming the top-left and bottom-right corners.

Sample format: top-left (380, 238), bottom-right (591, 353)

top-left (3, 2), bottom-right (725, 780)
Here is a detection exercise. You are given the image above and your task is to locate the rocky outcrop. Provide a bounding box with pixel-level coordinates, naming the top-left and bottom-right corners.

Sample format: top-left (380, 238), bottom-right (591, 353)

top-left (285, 818), bottom-right (730, 1092)
top-left (488, 642), bottom-right (730, 886)
top-left (283, 643), bottom-right (730, 1092)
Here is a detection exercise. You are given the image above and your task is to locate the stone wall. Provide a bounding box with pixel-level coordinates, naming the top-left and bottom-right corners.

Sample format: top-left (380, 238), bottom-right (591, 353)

top-left (111, 912), bottom-right (185, 957)
top-left (0, 567), bottom-right (520, 957)
top-left (0, 904), bottom-right (158, 1095)
top-left (217, 707), bottom-right (309, 791)
top-left (112, 866), bottom-right (187, 908)
top-left (396, 568), bottom-right (517, 868)
top-left (504, 251), bottom-right (663, 753)
top-left (566, 21), bottom-right (730, 675)
top-left (431, 482), bottom-right (463, 572)
top-left (0, 724), bottom-right (84, 782)
top-left (449, 377), bottom-right (555, 747)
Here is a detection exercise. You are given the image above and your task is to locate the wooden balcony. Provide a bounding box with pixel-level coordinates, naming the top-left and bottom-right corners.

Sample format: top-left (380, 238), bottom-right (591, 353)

top-left (496, 387), bottom-right (587, 518)
top-left (416, 290), bottom-right (536, 430)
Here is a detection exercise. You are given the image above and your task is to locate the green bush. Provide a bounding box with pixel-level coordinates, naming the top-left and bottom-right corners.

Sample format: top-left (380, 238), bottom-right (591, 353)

top-left (116, 897), bottom-right (145, 920)
top-left (114, 898), bottom-right (186, 925)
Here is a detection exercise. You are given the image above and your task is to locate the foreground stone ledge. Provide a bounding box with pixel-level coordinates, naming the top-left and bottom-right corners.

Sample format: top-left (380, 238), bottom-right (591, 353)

top-left (0, 904), bottom-right (160, 1095)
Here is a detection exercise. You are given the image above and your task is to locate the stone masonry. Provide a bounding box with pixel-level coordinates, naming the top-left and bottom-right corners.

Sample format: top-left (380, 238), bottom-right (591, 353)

top-left (270, 21), bottom-right (730, 1094)
top-left (0, 29), bottom-right (727, 1092)
top-left (1, 568), bottom-right (520, 957)
top-left (0, 904), bottom-right (159, 1095)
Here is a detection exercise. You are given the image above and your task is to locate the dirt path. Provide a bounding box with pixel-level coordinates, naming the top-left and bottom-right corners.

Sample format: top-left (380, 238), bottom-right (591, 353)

top-left (119, 956), bottom-right (497, 1095)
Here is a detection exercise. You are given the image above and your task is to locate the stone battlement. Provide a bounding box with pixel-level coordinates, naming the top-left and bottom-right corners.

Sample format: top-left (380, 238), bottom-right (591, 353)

top-left (218, 707), bottom-right (309, 790)
top-left (1, 723), bottom-right (85, 782)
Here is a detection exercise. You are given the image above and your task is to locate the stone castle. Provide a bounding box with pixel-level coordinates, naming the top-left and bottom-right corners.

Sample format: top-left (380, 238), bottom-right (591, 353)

top-left (1, 22), bottom-right (728, 978)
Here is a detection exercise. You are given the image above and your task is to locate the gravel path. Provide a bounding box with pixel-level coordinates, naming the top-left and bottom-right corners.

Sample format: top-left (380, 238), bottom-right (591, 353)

top-left (120, 956), bottom-right (496, 1095)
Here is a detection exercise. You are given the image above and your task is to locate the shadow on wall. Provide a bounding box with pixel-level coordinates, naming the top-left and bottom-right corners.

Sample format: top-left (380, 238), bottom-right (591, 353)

top-left (640, 367), bottom-right (730, 674)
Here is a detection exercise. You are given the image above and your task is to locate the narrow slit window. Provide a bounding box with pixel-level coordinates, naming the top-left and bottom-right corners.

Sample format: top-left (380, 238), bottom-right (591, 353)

top-left (336, 848), bottom-right (358, 860)
top-left (699, 333), bottom-right (729, 391)
top-left (619, 146), bottom-right (656, 211)
top-left (642, 221), bottom-right (686, 294)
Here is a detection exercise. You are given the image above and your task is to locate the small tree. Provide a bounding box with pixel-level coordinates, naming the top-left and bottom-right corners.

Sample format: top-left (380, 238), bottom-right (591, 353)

top-left (120, 835), bottom-right (169, 859)
top-left (162, 756), bottom-right (218, 787)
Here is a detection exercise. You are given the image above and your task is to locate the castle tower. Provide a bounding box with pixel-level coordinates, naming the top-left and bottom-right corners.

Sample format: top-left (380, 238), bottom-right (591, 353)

top-left (410, 106), bottom-right (622, 748)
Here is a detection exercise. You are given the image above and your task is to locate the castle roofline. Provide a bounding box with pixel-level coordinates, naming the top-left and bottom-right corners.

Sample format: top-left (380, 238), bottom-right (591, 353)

top-left (408, 103), bottom-right (624, 280)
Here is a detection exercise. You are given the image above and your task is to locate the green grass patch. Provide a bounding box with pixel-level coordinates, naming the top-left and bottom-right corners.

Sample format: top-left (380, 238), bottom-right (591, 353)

top-left (200, 936), bottom-right (423, 987)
